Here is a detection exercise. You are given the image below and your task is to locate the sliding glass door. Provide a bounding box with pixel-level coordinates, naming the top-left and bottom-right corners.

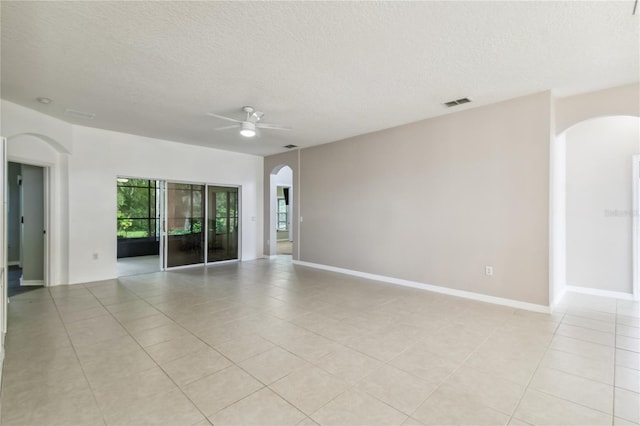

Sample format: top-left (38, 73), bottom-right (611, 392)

top-left (207, 186), bottom-right (239, 262)
top-left (165, 182), bottom-right (205, 268)
top-left (162, 182), bottom-right (238, 269)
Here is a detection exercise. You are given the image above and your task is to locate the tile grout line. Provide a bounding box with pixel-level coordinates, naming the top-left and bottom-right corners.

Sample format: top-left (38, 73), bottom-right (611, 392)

top-left (110, 278), bottom-right (345, 423)
top-left (612, 300), bottom-right (618, 424)
top-left (402, 315), bottom-right (500, 420)
top-left (514, 304), bottom-right (630, 424)
top-left (49, 285), bottom-right (109, 426)
top-left (81, 283), bottom-right (223, 424)
top-left (88, 284), bottom-right (233, 425)
top-left (507, 308), bottom-right (566, 425)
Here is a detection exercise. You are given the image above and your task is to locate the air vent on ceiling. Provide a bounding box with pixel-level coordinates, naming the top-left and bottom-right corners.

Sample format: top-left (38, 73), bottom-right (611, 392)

top-left (284, 144), bottom-right (298, 149)
top-left (64, 108), bottom-right (95, 120)
top-left (443, 97), bottom-right (472, 108)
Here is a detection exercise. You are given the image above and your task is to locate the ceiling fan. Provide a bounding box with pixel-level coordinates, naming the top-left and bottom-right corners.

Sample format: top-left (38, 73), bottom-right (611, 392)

top-left (207, 106), bottom-right (291, 138)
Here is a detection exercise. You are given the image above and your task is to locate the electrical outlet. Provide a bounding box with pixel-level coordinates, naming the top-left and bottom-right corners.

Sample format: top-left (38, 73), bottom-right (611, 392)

top-left (485, 266), bottom-right (493, 276)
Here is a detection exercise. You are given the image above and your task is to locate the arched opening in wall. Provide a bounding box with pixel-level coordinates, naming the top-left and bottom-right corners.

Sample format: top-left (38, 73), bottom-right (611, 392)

top-left (270, 165), bottom-right (293, 258)
top-left (5, 133), bottom-right (62, 295)
top-left (552, 115), bottom-right (640, 304)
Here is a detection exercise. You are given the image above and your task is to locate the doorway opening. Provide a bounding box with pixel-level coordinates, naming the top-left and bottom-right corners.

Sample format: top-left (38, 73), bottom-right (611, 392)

top-left (272, 166), bottom-right (293, 257)
top-left (116, 178), bottom-right (161, 277)
top-left (276, 185), bottom-right (292, 255)
top-left (7, 162), bottom-right (47, 296)
top-left (553, 115), bottom-right (640, 303)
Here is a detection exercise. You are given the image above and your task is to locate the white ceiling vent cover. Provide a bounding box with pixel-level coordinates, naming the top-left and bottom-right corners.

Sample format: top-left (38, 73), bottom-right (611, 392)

top-left (64, 108), bottom-right (95, 120)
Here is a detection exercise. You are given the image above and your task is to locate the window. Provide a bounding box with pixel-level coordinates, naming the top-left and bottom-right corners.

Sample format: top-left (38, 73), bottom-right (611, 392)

top-left (166, 183), bottom-right (203, 236)
top-left (277, 198), bottom-right (288, 230)
top-left (117, 179), bottom-right (158, 239)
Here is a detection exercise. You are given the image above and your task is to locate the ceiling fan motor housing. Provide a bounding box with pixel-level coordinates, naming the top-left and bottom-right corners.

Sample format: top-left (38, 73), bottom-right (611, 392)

top-left (240, 121), bottom-right (256, 137)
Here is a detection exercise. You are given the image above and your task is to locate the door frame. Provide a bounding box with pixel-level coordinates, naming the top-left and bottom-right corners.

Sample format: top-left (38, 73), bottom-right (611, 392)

top-left (206, 184), bottom-right (241, 265)
top-left (161, 180), bottom-right (242, 271)
top-left (116, 177), bottom-right (164, 275)
top-left (9, 159), bottom-right (50, 288)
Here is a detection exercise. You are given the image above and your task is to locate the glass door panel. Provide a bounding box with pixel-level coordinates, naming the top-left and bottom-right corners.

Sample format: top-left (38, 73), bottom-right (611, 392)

top-left (165, 182), bottom-right (205, 267)
top-left (207, 186), bottom-right (239, 262)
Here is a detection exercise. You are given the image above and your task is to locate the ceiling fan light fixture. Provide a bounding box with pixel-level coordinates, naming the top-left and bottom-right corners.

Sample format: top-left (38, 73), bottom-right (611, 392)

top-left (240, 121), bottom-right (256, 137)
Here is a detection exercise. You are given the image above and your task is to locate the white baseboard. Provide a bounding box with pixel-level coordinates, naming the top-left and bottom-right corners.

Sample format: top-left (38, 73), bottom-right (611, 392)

top-left (565, 285), bottom-right (635, 300)
top-left (20, 279), bottom-right (44, 286)
top-left (550, 286), bottom-right (567, 313)
top-left (293, 260), bottom-right (550, 313)
top-left (7, 261), bottom-right (19, 267)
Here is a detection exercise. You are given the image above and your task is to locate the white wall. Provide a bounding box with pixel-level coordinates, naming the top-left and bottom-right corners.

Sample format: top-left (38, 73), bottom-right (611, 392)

top-left (550, 133), bottom-right (567, 306)
top-left (566, 116), bottom-right (640, 295)
top-left (1, 100), bottom-right (264, 285)
top-left (274, 166), bottom-right (293, 187)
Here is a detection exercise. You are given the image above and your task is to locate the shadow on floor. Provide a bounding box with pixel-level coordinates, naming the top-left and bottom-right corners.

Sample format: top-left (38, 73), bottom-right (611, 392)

top-left (7, 265), bottom-right (43, 297)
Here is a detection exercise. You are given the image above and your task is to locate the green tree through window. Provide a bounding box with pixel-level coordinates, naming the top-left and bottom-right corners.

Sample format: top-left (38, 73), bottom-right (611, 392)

top-left (277, 198), bottom-right (288, 230)
top-left (117, 179), bottom-right (157, 239)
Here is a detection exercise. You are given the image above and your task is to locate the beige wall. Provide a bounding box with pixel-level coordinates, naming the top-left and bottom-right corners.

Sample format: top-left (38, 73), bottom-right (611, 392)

top-left (556, 83), bottom-right (640, 135)
top-left (566, 116), bottom-right (640, 294)
top-left (299, 92), bottom-right (552, 305)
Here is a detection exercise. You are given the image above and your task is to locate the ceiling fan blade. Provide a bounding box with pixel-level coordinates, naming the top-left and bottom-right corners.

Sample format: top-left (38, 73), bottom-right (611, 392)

top-left (214, 124), bottom-right (239, 131)
top-left (256, 123), bottom-right (292, 131)
top-left (206, 112), bottom-right (242, 123)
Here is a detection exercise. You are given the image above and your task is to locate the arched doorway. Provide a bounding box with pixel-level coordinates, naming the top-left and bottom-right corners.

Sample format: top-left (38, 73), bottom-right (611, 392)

top-left (274, 166), bottom-right (293, 255)
top-left (6, 132), bottom-right (69, 290)
top-left (268, 164), bottom-right (295, 258)
top-left (551, 115), bottom-right (640, 303)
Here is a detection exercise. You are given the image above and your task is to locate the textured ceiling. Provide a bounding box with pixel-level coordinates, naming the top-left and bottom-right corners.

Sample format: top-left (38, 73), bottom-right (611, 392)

top-left (1, 1), bottom-right (638, 156)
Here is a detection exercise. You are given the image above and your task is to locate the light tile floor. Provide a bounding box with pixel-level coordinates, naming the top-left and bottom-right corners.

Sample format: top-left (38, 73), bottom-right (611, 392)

top-left (1, 257), bottom-right (639, 425)
top-left (117, 255), bottom-right (161, 277)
